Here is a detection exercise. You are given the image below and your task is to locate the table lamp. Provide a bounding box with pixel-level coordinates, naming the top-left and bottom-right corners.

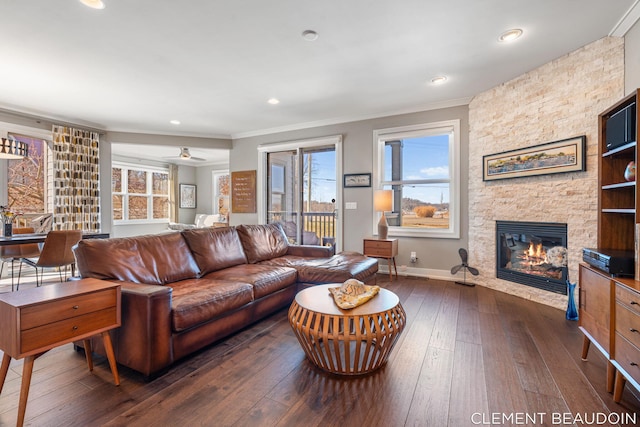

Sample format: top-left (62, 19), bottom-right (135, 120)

top-left (374, 189), bottom-right (393, 240)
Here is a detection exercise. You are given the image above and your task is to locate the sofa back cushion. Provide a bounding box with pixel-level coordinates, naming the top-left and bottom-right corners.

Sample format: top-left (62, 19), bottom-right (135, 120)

top-left (236, 223), bottom-right (289, 263)
top-left (181, 227), bottom-right (247, 275)
top-left (74, 232), bottom-right (199, 285)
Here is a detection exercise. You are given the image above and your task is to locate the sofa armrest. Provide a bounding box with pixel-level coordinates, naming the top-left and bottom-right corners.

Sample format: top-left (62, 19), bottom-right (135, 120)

top-left (110, 281), bottom-right (174, 378)
top-left (286, 244), bottom-right (333, 258)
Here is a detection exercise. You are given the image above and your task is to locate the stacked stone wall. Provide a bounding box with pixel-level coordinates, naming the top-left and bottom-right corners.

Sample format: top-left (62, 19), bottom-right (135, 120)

top-left (468, 37), bottom-right (625, 308)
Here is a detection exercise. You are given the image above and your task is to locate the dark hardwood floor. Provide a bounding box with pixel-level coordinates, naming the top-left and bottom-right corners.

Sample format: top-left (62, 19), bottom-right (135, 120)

top-left (1, 275), bottom-right (639, 426)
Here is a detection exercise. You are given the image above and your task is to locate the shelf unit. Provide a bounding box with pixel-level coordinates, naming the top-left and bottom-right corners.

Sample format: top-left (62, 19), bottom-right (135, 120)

top-left (597, 91), bottom-right (639, 250)
top-left (579, 89), bottom-right (640, 402)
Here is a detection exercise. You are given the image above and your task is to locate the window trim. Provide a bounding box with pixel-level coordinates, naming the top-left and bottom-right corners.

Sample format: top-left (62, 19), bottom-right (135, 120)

top-left (372, 120), bottom-right (460, 239)
top-left (112, 161), bottom-right (170, 225)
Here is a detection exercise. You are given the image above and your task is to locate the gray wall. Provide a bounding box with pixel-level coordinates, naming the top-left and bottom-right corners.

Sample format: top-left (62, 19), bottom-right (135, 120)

top-left (231, 105), bottom-right (470, 274)
top-left (626, 19), bottom-right (640, 94)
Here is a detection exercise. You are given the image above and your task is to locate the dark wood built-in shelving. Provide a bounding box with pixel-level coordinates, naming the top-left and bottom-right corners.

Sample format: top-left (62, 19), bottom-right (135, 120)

top-left (580, 88), bottom-right (640, 404)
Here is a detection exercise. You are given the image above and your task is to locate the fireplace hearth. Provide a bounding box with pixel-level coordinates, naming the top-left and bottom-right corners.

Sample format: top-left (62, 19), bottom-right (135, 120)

top-left (496, 221), bottom-right (568, 294)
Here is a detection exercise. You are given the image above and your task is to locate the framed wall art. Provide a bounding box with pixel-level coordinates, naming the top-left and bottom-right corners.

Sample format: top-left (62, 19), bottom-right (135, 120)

top-left (343, 173), bottom-right (372, 188)
top-left (231, 170), bottom-right (257, 213)
top-left (483, 135), bottom-right (586, 181)
top-left (179, 183), bottom-right (197, 208)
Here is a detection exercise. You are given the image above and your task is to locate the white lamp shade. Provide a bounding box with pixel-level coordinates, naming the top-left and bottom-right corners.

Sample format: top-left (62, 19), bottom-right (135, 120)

top-left (374, 190), bottom-right (393, 212)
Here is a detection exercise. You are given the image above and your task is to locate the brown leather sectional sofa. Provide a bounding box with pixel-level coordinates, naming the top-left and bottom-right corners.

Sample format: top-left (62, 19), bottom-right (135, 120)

top-left (73, 223), bottom-right (378, 378)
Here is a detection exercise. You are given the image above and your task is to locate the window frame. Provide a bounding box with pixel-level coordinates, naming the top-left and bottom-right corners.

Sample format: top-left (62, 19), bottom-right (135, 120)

top-left (112, 162), bottom-right (170, 225)
top-left (212, 169), bottom-right (230, 218)
top-left (372, 120), bottom-right (460, 239)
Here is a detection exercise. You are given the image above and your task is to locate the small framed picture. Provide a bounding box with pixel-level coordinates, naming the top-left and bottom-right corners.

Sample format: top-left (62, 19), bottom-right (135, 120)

top-left (179, 184), bottom-right (197, 208)
top-left (343, 173), bottom-right (372, 188)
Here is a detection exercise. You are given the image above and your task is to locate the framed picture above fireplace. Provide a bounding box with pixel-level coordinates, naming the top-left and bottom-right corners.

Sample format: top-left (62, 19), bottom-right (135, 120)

top-left (483, 135), bottom-right (586, 181)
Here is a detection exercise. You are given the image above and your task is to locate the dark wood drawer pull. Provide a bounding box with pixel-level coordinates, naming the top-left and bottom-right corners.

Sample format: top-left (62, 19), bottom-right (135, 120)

top-left (631, 328), bottom-right (639, 333)
top-left (631, 362), bottom-right (638, 367)
top-left (72, 325), bottom-right (78, 330)
top-left (631, 301), bottom-right (639, 305)
top-left (73, 305), bottom-right (79, 309)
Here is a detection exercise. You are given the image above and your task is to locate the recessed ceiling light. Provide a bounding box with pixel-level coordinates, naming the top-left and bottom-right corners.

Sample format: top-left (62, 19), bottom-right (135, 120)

top-left (170, 120), bottom-right (181, 125)
top-left (302, 30), bottom-right (319, 42)
top-left (431, 76), bottom-right (447, 85)
top-left (267, 98), bottom-right (280, 105)
top-left (79, 0), bottom-right (105, 9)
top-left (498, 29), bottom-right (523, 43)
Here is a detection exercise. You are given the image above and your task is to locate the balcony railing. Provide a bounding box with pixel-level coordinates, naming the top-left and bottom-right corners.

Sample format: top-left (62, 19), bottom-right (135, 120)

top-left (268, 211), bottom-right (336, 246)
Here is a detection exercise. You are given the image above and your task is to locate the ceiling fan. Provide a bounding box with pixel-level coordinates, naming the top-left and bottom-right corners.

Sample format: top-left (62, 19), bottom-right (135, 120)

top-left (165, 147), bottom-right (206, 162)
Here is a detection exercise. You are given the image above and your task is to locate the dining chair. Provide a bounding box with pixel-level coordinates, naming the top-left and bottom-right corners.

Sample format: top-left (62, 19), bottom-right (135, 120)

top-left (21, 230), bottom-right (83, 287)
top-left (0, 227), bottom-right (41, 291)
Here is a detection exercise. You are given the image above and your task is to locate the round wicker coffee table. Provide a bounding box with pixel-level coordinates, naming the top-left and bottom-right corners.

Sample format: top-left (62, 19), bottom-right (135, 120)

top-left (288, 284), bottom-right (406, 375)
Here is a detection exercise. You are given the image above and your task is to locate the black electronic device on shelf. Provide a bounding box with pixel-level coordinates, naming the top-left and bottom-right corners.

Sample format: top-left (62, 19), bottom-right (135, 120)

top-left (605, 101), bottom-right (636, 151)
top-left (582, 248), bottom-right (634, 277)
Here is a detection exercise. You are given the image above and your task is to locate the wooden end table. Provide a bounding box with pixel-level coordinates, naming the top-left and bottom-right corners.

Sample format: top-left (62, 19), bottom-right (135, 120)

top-left (0, 278), bottom-right (121, 427)
top-left (363, 238), bottom-right (398, 281)
top-left (288, 284), bottom-right (406, 375)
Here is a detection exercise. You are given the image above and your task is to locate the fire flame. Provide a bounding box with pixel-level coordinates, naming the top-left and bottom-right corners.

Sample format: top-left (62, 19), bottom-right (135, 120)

top-left (524, 241), bottom-right (547, 265)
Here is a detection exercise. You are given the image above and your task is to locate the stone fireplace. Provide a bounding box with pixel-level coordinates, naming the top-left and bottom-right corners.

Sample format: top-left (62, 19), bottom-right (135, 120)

top-left (467, 37), bottom-right (622, 309)
top-left (496, 221), bottom-right (568, 294)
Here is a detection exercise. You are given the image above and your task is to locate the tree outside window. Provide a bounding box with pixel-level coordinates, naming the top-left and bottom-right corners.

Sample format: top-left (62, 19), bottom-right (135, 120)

top-left (112, 163), bottom-right (169, 222)
top-left (7, 134), bottom-right (47, 214)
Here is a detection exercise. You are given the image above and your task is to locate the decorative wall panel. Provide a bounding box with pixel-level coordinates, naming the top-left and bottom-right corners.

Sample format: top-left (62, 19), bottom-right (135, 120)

top-left (51, 125), bottom-right (100, 231)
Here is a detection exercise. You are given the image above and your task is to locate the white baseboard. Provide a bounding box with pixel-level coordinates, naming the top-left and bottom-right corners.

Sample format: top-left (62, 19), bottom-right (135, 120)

top-left (377, 265), bottom-right (464, 282)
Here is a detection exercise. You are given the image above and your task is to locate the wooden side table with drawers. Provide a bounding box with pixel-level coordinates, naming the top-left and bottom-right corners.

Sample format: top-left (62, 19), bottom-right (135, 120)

top-left (363, 238), bottom-right (398, 281)
top-left (0, 278), bottom-right (121, 427)
top-left (611, 278), bottom-right (640, 402)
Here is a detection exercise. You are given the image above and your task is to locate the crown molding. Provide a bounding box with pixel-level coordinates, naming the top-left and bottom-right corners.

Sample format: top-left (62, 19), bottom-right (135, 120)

top-left (610, 0), bottom-right (640, 36)
top-left (231, 97), bottom-right (472, 140)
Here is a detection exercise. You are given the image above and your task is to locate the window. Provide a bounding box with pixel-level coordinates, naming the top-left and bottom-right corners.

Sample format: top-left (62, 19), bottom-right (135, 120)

top-left (373, 120), bottom-right (460, 238)
top-left (212, 170), bottom-right (230, 220)
top-left (112, 163), bottom-right (169, 223)
top-left (257, 135), bottom-right (342, 249)
top-left (6, 133), bottom-right (49, 215)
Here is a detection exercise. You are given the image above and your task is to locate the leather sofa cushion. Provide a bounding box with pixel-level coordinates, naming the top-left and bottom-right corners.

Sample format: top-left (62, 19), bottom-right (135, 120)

top-left (181, 227), bottom-right (247, 275)
top-left (204, 264), bottom-right (298, 299)
top-left (74, 232), bottom-right (199, 285)
top-left (260, 252), bottom-right (379, 284)
top-left (236, 223), bottom-right (290, 263)
top-left (171, 278), bottom-right (254, 332)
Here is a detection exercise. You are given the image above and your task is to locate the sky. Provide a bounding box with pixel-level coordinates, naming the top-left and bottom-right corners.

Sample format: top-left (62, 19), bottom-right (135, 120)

top-left (308, 134), bottom-right (450, 206)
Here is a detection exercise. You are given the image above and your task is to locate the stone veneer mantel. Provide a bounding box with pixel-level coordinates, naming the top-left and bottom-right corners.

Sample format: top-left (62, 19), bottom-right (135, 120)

top-left (467, 36), bottom-right (625, 309)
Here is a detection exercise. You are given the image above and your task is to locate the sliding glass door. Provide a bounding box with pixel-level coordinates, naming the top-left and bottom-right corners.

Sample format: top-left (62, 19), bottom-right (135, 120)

top-left (260, 136), bottom-right (341, 250)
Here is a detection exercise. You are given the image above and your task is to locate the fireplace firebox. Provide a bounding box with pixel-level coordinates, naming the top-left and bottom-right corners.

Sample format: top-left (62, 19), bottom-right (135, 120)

top-left (496, 221), bottom-right (568, 294)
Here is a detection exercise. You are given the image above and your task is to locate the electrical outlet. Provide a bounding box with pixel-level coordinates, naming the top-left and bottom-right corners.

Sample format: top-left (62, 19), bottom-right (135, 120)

top-left (410, 251), bottom-right (417, 263)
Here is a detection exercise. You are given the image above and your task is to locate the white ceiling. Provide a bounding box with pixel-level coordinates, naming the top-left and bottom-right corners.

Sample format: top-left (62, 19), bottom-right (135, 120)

top-left (0, 0), bottom-right (638, 145)
top-left (111, 143), bottom-right (229, 166)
